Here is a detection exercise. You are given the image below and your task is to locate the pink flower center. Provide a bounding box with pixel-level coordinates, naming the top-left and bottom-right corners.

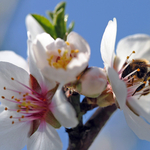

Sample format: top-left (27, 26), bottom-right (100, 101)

top-left (2, 77), bottom-right (50, 125)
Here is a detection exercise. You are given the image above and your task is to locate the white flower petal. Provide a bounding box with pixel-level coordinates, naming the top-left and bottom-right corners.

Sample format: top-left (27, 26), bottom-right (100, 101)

top-left (128, 96), bottom-right (150, 123)
top-left (27, 122), bottom-right (62, 150)
top-left (116, 34), bottom-right (150, 71)
top-left (100, 18), bottom-right (117, 68)
top-left (42, 52), bottom-right (89, 84)
top-left (26, 14), bottom-right (45, 41)
top-left (108, 67), bottom-right (127, 109)
top-left (51, 85), bottom-right (78, 128)
top-left (124, 106), bottom-right (150, 141)
top-left (0, 111), bottom-right (31, 150)
top-left (32, 33), bottom-right (54, 69)
top-left (28, 40), bottom-right (56, 91)
top-left (0, 51), bottom-right (28, 71)
top-left (0, 62), bottom-right (30, 107)
top-left (67, 31), bottom-right (90, 55)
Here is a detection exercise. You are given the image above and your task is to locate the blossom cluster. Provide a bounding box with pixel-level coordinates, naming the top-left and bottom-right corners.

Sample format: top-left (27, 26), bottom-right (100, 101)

top-left (0, 9), bottom-right (150, 150)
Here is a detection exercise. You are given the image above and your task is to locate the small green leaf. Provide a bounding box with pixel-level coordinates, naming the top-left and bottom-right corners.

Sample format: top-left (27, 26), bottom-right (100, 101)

top-left (54, 1), bottom-right (66, 13)
top-left (47, 11), bottom-right (54, 22)
top-left (31, 14), bottom-right (56, 39)
top-left (53, 8), bottom-right (66, 39)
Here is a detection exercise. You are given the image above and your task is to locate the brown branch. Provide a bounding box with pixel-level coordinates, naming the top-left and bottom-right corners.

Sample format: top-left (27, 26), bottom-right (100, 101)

top-left (67, 104), bottom-right (117, 150)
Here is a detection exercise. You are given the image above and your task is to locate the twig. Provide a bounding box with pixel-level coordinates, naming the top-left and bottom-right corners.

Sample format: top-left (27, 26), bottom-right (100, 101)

top-left (67, 104), bottom-right (117, 150)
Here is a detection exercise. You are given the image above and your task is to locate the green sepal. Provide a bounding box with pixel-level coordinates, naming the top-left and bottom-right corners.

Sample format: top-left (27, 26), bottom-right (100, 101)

top-left (31, 14), bottom-right (56, 39)
top-left (54, 1), bottom-right (66, 13)
top-left (45, 111), bottom-right (61, 129)
top-left (67, 21), bottom-right (75, 34)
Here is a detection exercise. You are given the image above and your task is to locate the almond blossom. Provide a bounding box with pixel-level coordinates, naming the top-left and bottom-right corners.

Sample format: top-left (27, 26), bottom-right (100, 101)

top-left (27, 29), bottom-right (90, 84)
top-left (100, 18), bottom-right (150, 140)
top-left (0, 50), bottom-right (78, 149)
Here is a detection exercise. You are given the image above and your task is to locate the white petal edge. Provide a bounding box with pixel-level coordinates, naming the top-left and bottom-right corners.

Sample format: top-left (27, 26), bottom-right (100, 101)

top-left (27, 122), bottom-right (62, 150)
top-left (28, 39), bottom-right (56, 91)
top-left (116, 34), bottom-right (150, 71)
top-left (67, 31), bottom-right (91, 55)
top-left (0, 110), bottom-right (31, 150)
top-left (100, 18), bottom-right (117, 68)
top-left (26, 14), bottom-right (45, 41)
top-left (124, 106), bottom-right (150, 141)
top-left (0, 62), bottom-right (30, 108)
top-left (128, 96), bottom-right (150, 123)
top-left (0, 51), bottom-right (28, 72)
top-left (51, 85), bottom-right (78, 128)
top-left (107, 67), bottom-right (127, 109)
top-left (42, 52), bottom-right (89, 84)
top-left (32, 33), bottom-right (54, 70)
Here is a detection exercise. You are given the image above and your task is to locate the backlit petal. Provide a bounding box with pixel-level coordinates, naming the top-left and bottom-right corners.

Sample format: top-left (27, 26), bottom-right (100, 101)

top-left (0, 51), bottom-right (28, 71)
top-left (108, 67), bottom-right (127, 109)
top-left (0, 62), bottom-right (30, 107)
top-left (51, 85), bottom-right (78, 128)
top-left (0, 110), bottom-right (31, 150)
top-left (124, 106), bottom-right (150, 141)
top-left (26, 14), bottom-right (45, 41)
top-left (128, 96), bottom-right (150, 123)
top-left (116, 34), bottom-right (150, 71)
top-left (27, 122), bottom-right (62, 150)
top-left (100, 18), bottom-right (117, 68)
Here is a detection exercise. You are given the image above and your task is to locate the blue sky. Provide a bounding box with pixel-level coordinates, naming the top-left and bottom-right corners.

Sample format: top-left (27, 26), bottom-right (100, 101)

top-left (1, 0), bottom-right (150, 149)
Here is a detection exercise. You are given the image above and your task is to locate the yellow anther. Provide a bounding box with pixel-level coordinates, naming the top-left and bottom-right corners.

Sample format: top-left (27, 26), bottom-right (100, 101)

top-left (58, 49), bottom-right (61, 54)
top-left (27, 101), bottom-right (31, 104)
top-left (71, 50), bottom-right (75, 53)
top-left (21, 115), bottom-right (24, 118)
top-left (11, 77), bottom-right (14, 80)
top-left (5, 107), bottom-right (8, 111)
top-left (10, 116), bottom-right (13, 118)
top-left (137, 68), bottom-right (140, 72)
top-left (12, 121), bottom-right (14, 124)
top-left (133, 75), bottom-right (136, 78)
top-left (18, 118), bottom-right (21, 122)
top-left (11, 96), bottom-right (14, 99)
top-left (23, 98), bottom-right (26, 101)
top-left (3, 87), bottom-right (6, 90)
top-left (132, 51), bottom-right (135, 53)
top-left (74, 49), bottom-right (79, 53)
top-left (127, 56), bottom-right (129, 59)
top-left (47, 55), bottom-right (54, 66)
top-left (1, 96), bottom-right (5, 99)
top-left (132, 59), bottom-right (135, 62)
top-left (18, 105), bottom-right (21, 108)
top-left (15, 98), bottom-right (20, 102)
top-left (47, 49), bottom-right (73, 70)
top-left (65, 41), bottom-right (70, 45)
top-left (17, 109), bottom-right (21, 112)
